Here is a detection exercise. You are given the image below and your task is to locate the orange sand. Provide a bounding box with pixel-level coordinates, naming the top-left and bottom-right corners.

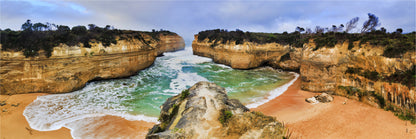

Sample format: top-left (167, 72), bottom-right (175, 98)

top-left (0, 93), bottom-right (72, 139)
top-left (0, 93), bottom-right (154, 139)
top-left (2, 78), bottom-right (415, 139)
top-left (252, 78), bottom-right (416, 139)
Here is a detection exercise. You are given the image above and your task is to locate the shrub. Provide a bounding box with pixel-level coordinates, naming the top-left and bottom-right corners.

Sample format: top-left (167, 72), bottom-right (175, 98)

top-left (180, 89), bottom-right (189, 100)
top-left (219, 109), bottom-right (233, 125)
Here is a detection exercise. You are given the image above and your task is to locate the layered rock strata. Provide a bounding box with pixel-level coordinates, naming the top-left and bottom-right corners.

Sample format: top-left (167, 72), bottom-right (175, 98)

top-left (0, 34), bottom-right (184, 95)
top-left (192, 35), bottom-right (415, 113)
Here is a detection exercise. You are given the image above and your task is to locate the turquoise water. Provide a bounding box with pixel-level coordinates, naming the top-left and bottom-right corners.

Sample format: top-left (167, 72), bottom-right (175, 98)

top-left (23, 47), bottom-right (295, 132)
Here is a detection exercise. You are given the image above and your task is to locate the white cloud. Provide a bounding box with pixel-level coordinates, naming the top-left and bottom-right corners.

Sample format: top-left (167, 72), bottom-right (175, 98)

top-left (1, 0), bottom-right (415, 41)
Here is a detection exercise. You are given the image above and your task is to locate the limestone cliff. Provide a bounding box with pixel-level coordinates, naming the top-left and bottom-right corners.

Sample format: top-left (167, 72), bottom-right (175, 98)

top-left (192, 35), bottom-right (416, 113)
top-left (0, 34), bottom-right (185, 95)
top-left (147, 81), bottom-right (286, 139)
top-left (192, 35), bottom-right (290, 69)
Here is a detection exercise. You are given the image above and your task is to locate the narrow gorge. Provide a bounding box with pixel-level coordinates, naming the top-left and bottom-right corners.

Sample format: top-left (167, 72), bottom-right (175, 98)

top-left (192, 32), bottom-right (416, 116)
top-left (0, 33), bottom-right (185, 95)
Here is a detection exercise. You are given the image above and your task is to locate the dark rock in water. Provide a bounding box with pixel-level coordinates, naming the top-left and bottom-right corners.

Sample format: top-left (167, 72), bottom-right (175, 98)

top-left (147, 81), bottom-right (286, 139)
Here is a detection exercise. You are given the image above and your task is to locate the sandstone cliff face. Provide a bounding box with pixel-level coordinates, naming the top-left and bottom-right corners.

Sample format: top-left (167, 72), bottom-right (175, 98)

top-left (0, 34), bottom-right (185, 95)
top-left (192, 35), bottom-right (290, 69)
top-left (192, 35), bottom-right (416, 112)
top-left (147, 82), bottom-right (286, 139)
top-left (156, 34), bottom-right (185, 55)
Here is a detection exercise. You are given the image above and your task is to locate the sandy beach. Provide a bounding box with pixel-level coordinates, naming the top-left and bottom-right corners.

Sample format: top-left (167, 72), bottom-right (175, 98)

top-left (2, 78), bottom-right (415, 139)
top-left (253, 78), bottom-right (416, 139)
top-left (0, 93), bottom-right (72, 139)
top-left (0, 93), bottom-right (154, 139)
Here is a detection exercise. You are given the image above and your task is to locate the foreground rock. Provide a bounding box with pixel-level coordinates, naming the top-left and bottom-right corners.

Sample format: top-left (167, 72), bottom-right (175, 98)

top-left (147, 82), bottom-right (286, 139)
top-left (0, 33), bottom-right (184, 95)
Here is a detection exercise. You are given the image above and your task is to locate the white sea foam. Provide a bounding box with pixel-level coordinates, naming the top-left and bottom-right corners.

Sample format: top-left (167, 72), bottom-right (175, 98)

top-left (166, 72), bottom-right (208, 93)
top-left (245, 72), bottom-right (299, 108)
top-left (23, 81), bottom-right (158, 132)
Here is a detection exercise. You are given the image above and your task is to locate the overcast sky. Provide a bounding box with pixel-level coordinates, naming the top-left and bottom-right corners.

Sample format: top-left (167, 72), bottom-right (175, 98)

top-left (1, 0), bottom-right (415, 43)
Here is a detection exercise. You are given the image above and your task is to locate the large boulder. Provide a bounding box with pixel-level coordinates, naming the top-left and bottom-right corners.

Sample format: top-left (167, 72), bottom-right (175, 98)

top-left (306, 93), bottom-right (334, 103)
top-left (147, 81), bottom-right (286, 139)
top-left (315, 93), bottom-right (334, 103)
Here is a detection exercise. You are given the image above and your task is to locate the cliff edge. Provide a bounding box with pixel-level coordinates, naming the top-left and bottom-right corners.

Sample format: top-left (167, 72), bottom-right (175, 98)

top-left (192, 32), bottom-right (416, 118)
top-left (0, 33), bottom-right (184, 95)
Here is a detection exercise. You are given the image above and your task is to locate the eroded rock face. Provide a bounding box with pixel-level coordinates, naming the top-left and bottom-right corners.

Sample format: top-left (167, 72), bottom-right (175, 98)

top-left (192, 35), bottom-right (416, 113)
top-left (156, 34), bottom-right (185, 55)
top-left (192, 35), bottom-right (290, 69)
top-left (147, 81), bottom-right (285, 139)
top-left (0, 34), bottom-right (185, 95)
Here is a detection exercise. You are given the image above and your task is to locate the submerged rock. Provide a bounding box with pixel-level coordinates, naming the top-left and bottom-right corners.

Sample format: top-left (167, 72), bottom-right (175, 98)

top-left (147, 81), bottom-right (286, 139)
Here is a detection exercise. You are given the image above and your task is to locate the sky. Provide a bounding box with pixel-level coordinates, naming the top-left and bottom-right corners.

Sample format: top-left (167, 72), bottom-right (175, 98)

top-left (1, 0), bottom-right (415, 42)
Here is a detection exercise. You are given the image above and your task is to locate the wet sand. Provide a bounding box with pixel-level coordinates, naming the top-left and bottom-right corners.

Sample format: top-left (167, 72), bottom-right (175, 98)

top-left (252, 78), bottom-right (416, 139)
top-left (0, 93), bottom-right (72, 139)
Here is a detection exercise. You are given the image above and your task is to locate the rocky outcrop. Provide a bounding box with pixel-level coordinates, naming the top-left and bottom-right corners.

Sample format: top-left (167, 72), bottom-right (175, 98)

top-left (0, 34), bottom-right (185, 95)
top-left (192, 35), bottom-right (416, 113)
top-left (147, 82), bottom-right (286, 139)
top-left (192, 35), bottom-right (290, 69)
top-left (306, 93), bottom-right (334, 103)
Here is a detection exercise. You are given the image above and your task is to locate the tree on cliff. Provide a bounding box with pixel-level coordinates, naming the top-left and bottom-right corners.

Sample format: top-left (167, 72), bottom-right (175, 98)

top-left (345, 17), bottom-right (359, 33)
top-left (361, 13), bottom-right (380, 33)
top-left (2, 20), bottom-right (174, 58)
top-left (72, 26), bottom-right (87, 35)
top-left (21, 20), bottom-right (33, 31)
top-left (295, 26), bottom-right (305, 33)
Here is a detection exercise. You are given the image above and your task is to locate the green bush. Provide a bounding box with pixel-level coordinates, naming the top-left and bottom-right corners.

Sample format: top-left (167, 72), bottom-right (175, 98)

top-left (219, 109), bottom-right (233, 125)
top-left (180, 89), bottom-right (190, 100)
top-left (339, 85), bottom-right (415, 124)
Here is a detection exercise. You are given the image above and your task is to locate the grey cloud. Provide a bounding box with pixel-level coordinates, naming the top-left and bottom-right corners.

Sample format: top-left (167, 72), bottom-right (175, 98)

top-left (1, 0), bottom-right (414, 42)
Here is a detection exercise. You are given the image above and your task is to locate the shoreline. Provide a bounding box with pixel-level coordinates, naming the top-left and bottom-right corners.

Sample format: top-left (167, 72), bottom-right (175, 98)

top-left (0, 93), bottom-right (72, 139)
top-left (2, 73), bottom-right (415, 138)
top-left (246, 72), bottom-right (299, 108)
top-left (0, 93), bottom-right (155, 139)
top-left (252, 77), bottom-right (416, 138)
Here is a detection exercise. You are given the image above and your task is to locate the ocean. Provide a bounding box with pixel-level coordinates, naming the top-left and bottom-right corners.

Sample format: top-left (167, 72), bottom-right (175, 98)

top-left (23, 46), bottom-right (298, 138)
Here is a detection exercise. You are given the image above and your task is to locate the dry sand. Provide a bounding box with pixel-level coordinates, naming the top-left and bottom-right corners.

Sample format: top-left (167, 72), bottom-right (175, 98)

top-left (252, 78), bottom-right (416, 139)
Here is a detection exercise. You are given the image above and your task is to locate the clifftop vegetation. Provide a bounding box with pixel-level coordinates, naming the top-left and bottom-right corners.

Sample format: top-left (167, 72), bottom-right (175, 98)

top-left (197, 13), bottom-right (415, 58)
top-left (0, 20), bottom-right (176, 58)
